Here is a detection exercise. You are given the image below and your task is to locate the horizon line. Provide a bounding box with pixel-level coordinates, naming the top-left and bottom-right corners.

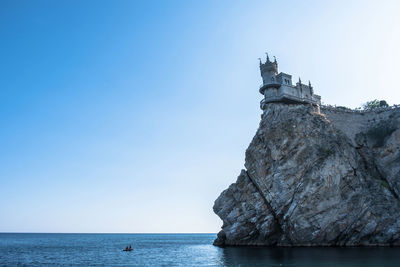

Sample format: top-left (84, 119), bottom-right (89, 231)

top-left (0, 232), bottom-right (217, 234)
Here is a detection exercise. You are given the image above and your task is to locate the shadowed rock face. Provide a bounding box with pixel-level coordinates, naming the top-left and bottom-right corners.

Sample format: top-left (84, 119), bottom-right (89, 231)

top-left (213, 103), bottom-right (400, 246)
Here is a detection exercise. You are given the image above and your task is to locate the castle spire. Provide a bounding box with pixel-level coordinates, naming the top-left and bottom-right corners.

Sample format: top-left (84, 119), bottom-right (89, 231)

top-left (266, 52), bottom-right (270, 62)
top-left (258, 58), bottom-right (262, 66)
top-left (273, 56), bottom-right (277, 63)
top-left (299, 77), bottom-right (302, 84)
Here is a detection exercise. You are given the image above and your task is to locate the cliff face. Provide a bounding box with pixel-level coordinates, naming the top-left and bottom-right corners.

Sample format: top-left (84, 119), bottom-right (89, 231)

top-left (214, 103), bottom-right (400, 246)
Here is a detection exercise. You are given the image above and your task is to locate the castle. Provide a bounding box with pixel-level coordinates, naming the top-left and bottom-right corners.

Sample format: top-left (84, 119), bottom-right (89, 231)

top-left (259, 54), bottom-right (321, 110)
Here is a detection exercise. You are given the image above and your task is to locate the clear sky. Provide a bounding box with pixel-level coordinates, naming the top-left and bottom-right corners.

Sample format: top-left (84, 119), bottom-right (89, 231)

top-left (1, 0), bottom-right (400, 233)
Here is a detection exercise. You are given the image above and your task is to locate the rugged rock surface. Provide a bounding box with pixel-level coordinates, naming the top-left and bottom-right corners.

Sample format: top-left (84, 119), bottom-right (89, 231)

top-left (214, 103), bottom-right (400, 246)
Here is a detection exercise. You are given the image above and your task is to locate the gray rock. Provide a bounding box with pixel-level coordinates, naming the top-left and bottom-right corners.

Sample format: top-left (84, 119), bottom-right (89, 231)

top-left (214, 103), bottom-right (400, 246)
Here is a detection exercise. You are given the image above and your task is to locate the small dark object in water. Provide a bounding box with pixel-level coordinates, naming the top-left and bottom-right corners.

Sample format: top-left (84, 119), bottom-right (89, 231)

top-left (123, 245), bottom-right (133, 251)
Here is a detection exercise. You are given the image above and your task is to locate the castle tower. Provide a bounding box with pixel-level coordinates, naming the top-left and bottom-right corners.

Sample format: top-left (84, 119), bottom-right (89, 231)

top-left (259, 54), bottom-right (279, 95)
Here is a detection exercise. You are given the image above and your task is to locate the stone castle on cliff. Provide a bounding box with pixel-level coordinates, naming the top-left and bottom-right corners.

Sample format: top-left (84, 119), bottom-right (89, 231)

top-left (259, 54), bottom-right (321, 110)
top-left (213, 55), bottom-right (400, 247)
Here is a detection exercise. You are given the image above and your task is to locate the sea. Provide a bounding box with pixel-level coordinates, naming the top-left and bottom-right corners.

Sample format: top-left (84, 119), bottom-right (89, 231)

top-left (0, 233), bottom-right (399, 266)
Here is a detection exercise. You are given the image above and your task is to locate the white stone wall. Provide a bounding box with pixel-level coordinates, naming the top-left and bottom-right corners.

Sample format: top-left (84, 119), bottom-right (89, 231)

top-left (262, 70), bottom-right (277, 86)
top-left (280, 85), bottom-right (299, 97)
top-left (264, 88), bottom-right (278, 98)
top-left (276, 73), bottom-right (292, 85)
top-left (298, 84), bottom-right (312, 99)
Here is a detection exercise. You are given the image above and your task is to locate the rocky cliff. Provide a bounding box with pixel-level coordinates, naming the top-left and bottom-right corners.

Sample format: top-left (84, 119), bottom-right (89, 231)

top-left (213, 103), bottom-right (400, 246)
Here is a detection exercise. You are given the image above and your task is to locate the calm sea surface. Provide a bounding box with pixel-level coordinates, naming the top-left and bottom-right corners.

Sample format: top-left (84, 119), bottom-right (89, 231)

top-left (0, 233), bottom-right (399, 266)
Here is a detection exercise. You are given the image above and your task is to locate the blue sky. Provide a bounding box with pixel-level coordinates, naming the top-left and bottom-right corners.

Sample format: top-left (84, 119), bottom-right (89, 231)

top-left (1, 0), bottom-right (400, 233)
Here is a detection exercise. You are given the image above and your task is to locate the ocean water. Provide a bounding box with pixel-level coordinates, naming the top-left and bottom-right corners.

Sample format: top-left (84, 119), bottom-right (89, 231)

top-left (0, 233), bottom-right (399, 266)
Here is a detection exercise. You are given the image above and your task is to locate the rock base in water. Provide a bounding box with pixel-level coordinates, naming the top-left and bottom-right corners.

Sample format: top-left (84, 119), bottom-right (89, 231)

top-left (213, 104), bottom-right (400, 246)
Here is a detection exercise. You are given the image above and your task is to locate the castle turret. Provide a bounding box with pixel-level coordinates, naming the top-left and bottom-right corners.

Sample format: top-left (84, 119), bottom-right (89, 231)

top-left (259, 54), bottom-right (279, 94)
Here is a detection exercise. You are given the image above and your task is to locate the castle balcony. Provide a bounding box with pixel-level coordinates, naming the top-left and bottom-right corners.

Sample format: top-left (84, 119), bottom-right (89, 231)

top-left (259, 83), bottom-right (281, 94)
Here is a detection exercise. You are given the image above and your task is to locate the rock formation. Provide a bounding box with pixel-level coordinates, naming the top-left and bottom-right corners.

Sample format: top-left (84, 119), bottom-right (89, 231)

top-left (213, 103), bottom-right (400, 246)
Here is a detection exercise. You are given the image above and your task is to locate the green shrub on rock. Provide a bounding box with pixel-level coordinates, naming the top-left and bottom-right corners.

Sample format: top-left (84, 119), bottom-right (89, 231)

top-left (363, 99), bottom-right (389, 110)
